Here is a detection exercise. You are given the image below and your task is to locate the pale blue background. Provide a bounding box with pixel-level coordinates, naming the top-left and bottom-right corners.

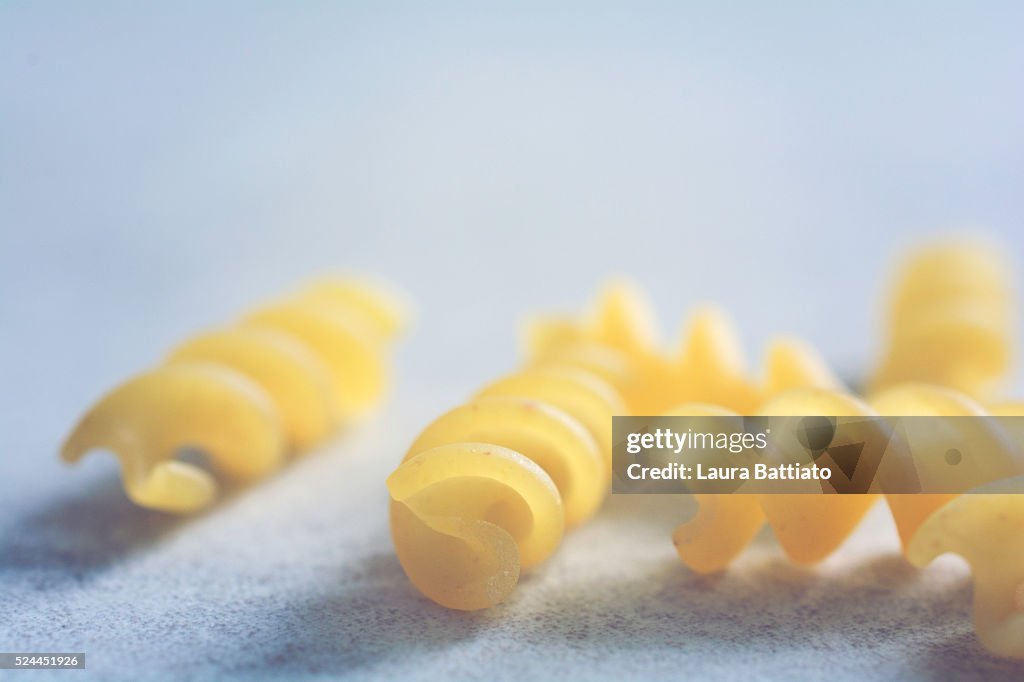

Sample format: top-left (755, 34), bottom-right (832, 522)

top-left (1, 3), bottom-right (1022, 680)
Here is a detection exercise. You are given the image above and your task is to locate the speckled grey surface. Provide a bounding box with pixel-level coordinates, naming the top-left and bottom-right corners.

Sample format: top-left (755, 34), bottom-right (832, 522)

top-left (4, 3), bottom-right (1024, 680)
top-left (4, 395), bottom-right (1024, 682)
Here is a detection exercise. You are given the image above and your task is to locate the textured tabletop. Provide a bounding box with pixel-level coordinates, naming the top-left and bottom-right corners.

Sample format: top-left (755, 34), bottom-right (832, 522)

top-left (5, 406), bottom-right (1024, 681)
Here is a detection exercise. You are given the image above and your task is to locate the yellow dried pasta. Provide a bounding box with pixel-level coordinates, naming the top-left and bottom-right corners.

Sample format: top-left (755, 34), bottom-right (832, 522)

top-left (867, 383), bottom-right (991, 547)
top-left (62, 277), bottom-right (408, 513)
top-left (527, 279), bottom-right (886, 570)
top-left (674, 383), bottom-right (1022, 572)
top-left (894, 394), bottom-right (1024, 659)
top-left (61, 364), bottom-right (284, 513)
top-left (522, 249), bottom-right (1022, 658)
top-left (166, 328), bottom-right (336, 452)
top-left (673, 389), bottom-right (880, 572)
top-left (670, 379), bottom-right (1024, 659)
top-left (524, 280), bottom-right (835, 416)
top-left (388, 367), bottom-right (621, 610)
top-left (871, 239), bottom-right (1013, 398)
top-left (524, 278), bottom-right (670, 414)
top-left (907, 476), bottom-right (1024, 659)
top-left (298, 277), bottom-right (411, 342)
top-left (524, 278), bottom-right (660, 360)
top-left (866, 240), bottom-right (1024, 657)
top-left (242, 299), bottom-right (387, 419)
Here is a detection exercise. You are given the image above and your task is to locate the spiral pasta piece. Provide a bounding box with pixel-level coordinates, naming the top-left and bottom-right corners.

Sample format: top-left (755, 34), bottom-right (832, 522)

top-left (388, 444), bottom-right (563, 611)
top-left (524, 280), bottom-right (836, 416)
top-left (907, 476), bottom-right (1024, 658)
top-left (242, 300), bottom-right (387, 418)
top-left (167, 328), bottom-right (336, 451)
top-left (670, 377), bottom-right (1024, 658)
top-left (522, 266), bottom-right (1023, 657)
top-left (869, 239), bottom-right (1024, 657)
top-left (762, 337), bottom-right (844, 396)
top-left (524, 278), bottom-right (669, 414)
top-left (668, 306), bottom-right (762, 415)
top-left (62, 277), bottom-right (408, 513)
top-left (61, 364), bottom-right (283, 513)
top-left (662, 404), bottom-right (764, 573)
top-left (403, 397), bottom-right (605, 529)
top-left (389, 367), bottom-right (620, 610)
top-left (666, 328), bottom-right (854, 570)
top-left (528, 280), bottom-right (883, 570)
top-left (474, 366), bottom-right (625, 468)
top-left (675, 382), bottom-right (1023, 571)
top-left (872, 239), bottom-right (1014, 397)
top-left (876, 391), bottom-right (1024, 658)
top-left (867, 383), bottom-right (989, 547)
top-left (672, 389), bottom-right (881, 573)
top-left (298, 277), bottom-right (411, 342)
top-left (529, 342), bottom-right (636, 401)
top-left (525, 278), bottom-right (660, 359)
top-left (528, 279), bottom-right (1002, 571)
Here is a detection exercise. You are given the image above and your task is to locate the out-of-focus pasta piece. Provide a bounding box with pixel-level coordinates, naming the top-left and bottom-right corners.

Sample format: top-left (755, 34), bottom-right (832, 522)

top-left (761, 337), bottom-right (844, 396)
top-left (61, 364), bottom-right (284, 513)
top-left (669, 307), bottom-right (761, 414)
top-left (907, 477), bottom-right (1024, 659)
top-left (167, 327), bottom-right (336, 451)
top-left (298, 277), bottom-right (412, 342)
top-left (243, 300), bottom-right (387, 418)
top-left (523, 278), bottom-right (669, 414)
top-left (62, 276), bottom-right (409, 513)
top-left (529, 342), bottom-right (637, 404)
top-left (670, 338), bottom-right (857, 573)
top-left (872, 239), bottom-right (1014, 398)
top-left (588, 278), bottom-right (662, 355)
top-left (664, 404), bottom-right (765, 573)
top-left (753, 390), bottom-right (881, 564)
top-left (868, 383), bottom-right (986, 548)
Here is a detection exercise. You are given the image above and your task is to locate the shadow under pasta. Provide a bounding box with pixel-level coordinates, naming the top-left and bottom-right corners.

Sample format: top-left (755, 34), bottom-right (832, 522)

top-left (0, 473), bottom-right (184, 581)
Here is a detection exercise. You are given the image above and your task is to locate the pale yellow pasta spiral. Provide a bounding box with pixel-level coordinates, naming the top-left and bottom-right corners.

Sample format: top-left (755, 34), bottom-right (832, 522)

top-left (892, 390), bottom-right (1024, 659)
top-left (872, 239), bottom-right (1014, 398)
top-left (62, 278), bottom-right (409, 513)
top-left (526, 265), bottom-right (1024, 658)
top-left (673, 380), bottom-right (1024, 659)
top-left (673, 384), bottom-right (1010, 565)
top-left (388, 366), bottom-right (624, 610)
top-left (524, 278), bottom-right (833, 416)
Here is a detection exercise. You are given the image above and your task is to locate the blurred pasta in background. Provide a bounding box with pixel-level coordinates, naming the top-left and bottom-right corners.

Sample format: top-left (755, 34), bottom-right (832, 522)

top-left (62, 277), bottom-right (410, 513)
